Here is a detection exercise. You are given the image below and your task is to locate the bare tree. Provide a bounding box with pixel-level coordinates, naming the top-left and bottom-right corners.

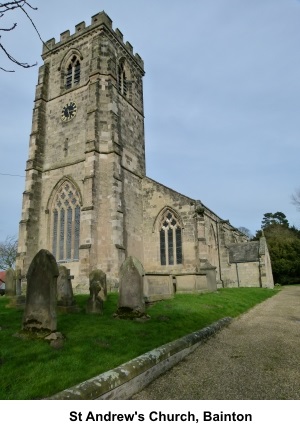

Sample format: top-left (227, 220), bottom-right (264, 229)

top-left (0, 1), bottom-right (43, 72)
top-left (238, 226), bottom-right (253, 239)
top-left (291, 188), bottom-right (300, 212)
top-left (0, 235), bottom-right (18, 269)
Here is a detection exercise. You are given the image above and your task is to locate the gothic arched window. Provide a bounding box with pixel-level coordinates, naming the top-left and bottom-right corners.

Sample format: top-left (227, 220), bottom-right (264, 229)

top-left (118, 60), bottom-right (127, 96)
top-left (159, 210), bottom-right (183, 265)
top-left (51, 181), bottom-right (81, 262)
top-left (65, 55), bottom-right (81, 89)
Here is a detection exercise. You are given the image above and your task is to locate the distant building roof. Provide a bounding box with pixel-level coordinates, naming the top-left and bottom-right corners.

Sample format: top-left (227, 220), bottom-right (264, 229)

top-left (0, 271), bottom-right (6, 286)
top-left (228, 242), bottom-right (260, 263)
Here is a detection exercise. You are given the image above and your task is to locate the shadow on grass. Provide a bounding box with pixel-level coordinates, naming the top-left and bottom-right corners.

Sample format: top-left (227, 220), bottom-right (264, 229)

top-left (0, 287), bottom-right (279, 399)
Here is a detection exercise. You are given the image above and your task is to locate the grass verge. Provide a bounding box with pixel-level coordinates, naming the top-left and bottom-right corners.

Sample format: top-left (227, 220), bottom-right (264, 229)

top-left (0, 287), bottom-right (279, 399)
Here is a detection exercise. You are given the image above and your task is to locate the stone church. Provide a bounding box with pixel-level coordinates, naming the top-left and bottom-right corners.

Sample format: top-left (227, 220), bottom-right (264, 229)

top-left (16, 11), bottom-right (274, 299)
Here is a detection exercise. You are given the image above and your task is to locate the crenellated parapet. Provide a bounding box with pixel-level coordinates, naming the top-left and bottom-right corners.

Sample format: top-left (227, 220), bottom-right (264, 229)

top-left (42, 11), bottom-right (144, 69)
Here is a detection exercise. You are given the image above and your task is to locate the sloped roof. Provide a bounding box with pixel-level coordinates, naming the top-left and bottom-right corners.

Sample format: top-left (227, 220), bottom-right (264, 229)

top-left (228, 242), bottom-right (260, 263)
top-left (0, 271), bottom-right (6, 286)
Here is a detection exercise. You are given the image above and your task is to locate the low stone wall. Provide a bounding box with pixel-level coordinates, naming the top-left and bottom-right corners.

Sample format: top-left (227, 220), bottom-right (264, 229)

top-left (47, 317), bottom-right (232, 400)
top-left (144, 273), bottom-right (174, 301)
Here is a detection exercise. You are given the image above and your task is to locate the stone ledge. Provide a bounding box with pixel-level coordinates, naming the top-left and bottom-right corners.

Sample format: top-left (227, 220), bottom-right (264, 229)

top-left (46, 317), bottom-right (232, 400)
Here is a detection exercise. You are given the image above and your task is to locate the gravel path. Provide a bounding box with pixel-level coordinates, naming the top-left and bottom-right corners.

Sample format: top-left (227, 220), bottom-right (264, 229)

top-left (132, 286), bottom-right (300, 400)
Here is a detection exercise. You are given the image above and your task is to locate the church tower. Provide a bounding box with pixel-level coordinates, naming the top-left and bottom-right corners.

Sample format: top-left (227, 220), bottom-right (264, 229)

top-left (17, 12), bottom-right (145, 290)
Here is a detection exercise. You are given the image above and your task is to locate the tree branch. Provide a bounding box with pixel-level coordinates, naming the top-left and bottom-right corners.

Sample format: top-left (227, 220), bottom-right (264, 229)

top-left (0, 1), bottom-right (41, 72)
top-left (291, 189), bottom-right (300, 212)
top-left (0, 40), bottom-right (36, 70)
top-left (0, 234), bottom-right (18, 270)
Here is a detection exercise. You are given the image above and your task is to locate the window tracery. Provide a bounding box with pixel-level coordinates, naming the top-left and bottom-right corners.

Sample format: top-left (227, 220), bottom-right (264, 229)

top-left (51, 181), bottom-right (81, 261)
top-left (65, 55), bottom-right (81, 89)
top-left (118, 60), bottom-right (127, 96)
top-left (159, 210), bottom-right (182, 265)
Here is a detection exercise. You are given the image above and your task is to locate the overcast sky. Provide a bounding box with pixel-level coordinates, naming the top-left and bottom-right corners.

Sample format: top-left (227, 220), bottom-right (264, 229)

top-left (1, 0), bottom-right (300, 242)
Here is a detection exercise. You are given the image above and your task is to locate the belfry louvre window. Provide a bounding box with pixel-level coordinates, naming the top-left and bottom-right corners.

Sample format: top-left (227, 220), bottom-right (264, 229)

top-left (51, 181), bottom-right (81, 261)
top-left (65, 56), bottom-right (81, 89)
top-left (160, 211), bottom-right (183, 265)
top-left (118, 61), bottom-right (127, 96)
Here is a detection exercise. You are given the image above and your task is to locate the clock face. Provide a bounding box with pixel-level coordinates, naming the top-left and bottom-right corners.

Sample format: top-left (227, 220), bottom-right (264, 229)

top-left (61, 102), bottom-right (77, 122)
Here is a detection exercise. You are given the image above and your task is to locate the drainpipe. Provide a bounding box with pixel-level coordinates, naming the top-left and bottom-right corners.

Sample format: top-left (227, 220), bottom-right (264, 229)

top-left (216, 220), bottom-right (224, 288)
top-left (235, 263), bottom-right (240, 287)
top-left (258, 238), bottom-right (263, 288)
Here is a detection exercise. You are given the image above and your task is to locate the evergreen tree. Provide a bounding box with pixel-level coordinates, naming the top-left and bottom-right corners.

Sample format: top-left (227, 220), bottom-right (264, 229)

top-left (261, 212), bottom-right (289, 229)
top-left (254, 213), bottom-right (300, 285)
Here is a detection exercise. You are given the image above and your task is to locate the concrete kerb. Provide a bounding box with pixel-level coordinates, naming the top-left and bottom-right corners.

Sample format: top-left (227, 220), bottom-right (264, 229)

top-left (47, 317), bottom-right (232, 400)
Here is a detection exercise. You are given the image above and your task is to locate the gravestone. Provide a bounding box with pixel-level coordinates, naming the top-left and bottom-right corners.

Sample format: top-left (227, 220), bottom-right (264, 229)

top-left (86, 269), bottom-right (104, 314)
top-left (57, 265), bottom-right (77, 312)
top-left (22, 249), bottom-right (58, 333)
top-left (15, 269), bottom-right (22, 296)
top-left (116, 256), bottom-right (146, 319)
top-left (5, 268), bottom-right (16, 297)
top-left (91, 269), bottom-right (107, 301)
top-left (6, 268), bottom-right (26, 309)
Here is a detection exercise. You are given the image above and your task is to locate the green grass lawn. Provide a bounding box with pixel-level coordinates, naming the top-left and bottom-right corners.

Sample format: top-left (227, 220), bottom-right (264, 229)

top-left (0, 287), bottom-right (279, 400)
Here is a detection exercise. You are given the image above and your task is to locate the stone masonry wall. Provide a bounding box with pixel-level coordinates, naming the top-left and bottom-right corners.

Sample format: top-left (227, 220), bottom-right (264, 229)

top-left (17, 12), bottom-right (146, 292)
top-left (142, 177), bottom-right (198, 273)
top-left (16, 11), bottom-right (273, 293)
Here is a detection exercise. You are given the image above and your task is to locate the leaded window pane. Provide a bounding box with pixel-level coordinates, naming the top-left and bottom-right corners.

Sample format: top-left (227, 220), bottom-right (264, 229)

top-left (160, 229), bottom-right (166, 265)
top-left (52, 210), bottom-right (58, 258)
top-left (66, 207), bottom-right (72, 260)
top-left (159, 210), bottom-right (182, 266)
top-left (74, 206), bottom-right (80, 260)
top-left (51, 180), bottom-right (81, 262)
top-left (176, 227), bottom-right (182, 264)
top-left (59, 208), bottom-right (65, 261)
top-left (168, 228), bottom-right (174, 265)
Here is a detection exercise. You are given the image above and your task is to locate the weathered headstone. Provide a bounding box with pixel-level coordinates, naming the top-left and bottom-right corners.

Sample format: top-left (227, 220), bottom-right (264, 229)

top-left (15, 268), bottom-right (22, 296)
top-left (57, 266), bottom-right (77, 312)
top-left (116, 256), bottom-right (146, 319)
top-left (6, 268), bottom-right (26, 309)
top-left (5, 268), bottom-right (16, 297)
top-left (91, 269), bottom-right (107, 301)
top-left (86, 269), bottom-right (104, 314)
top-left (22, 249), bottom-right (58, 333)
